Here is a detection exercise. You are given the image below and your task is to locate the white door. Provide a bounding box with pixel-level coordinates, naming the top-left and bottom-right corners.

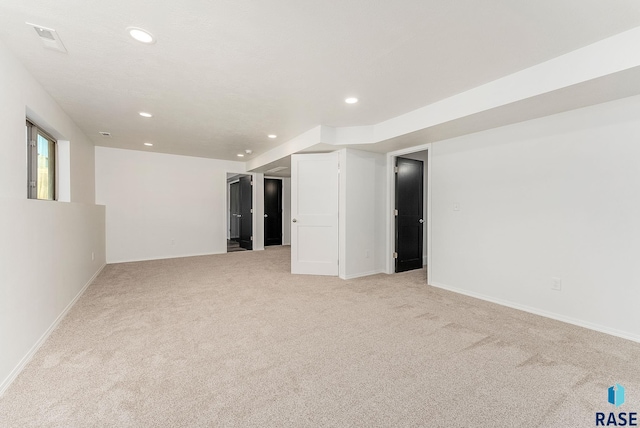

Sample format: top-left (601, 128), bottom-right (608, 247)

top-left (291, 152), bottom-right (339, 275)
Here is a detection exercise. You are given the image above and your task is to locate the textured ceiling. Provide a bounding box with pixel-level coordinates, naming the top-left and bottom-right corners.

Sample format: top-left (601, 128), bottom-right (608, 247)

top-left (1, 0), bottom-right (640, 161)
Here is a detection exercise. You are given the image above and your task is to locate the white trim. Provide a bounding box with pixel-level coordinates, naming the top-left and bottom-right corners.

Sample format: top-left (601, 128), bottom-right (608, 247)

top-left (251, 172), bottom-right (265, 251)
top-left (430, 281), bottom-right (640, 344)
top-left (108, 249), bottom-right (268, 264)
top-left (341, 269), bottom-right (385, 280)
top-left (386, 143), bottom-right (433, 282)
top-left (0, 263), bottom-right (107, 397)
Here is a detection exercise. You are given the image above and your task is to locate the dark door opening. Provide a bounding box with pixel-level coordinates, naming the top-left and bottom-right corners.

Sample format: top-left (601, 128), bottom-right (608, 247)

top-left (239, 175), bottom-right (253, 250)
top-left (230, 182), bottom-right (240, 242)
top-left (395, 157), bottom-right (424, 272)
top-left (264, 178), bottom-right (283, 246)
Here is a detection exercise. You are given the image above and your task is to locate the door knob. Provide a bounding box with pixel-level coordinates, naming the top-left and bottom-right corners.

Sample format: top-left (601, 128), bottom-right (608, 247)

top-left (292, 219), bottom-right (297, 223)
top-left (237, 214), bottom-right (242, 218)
top-left (264, 214), bottom-right (268, 218)
top-left (418, 219), bottom-right (424, 223)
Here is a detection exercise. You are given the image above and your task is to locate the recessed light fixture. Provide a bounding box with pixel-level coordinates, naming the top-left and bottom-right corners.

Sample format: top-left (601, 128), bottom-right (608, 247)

top-left (127, 27), bottom-right (155, 44)
top-left (345, 97), bottom-right (358, 104)
top-left (245, 149), bottom-right (253, 155)
top-left (139, 112), bottom-right (153, 118)
top-left (144, 143), bottom-right (153, 146)
top-left (237, 154), bottom-right (244, 157)
top-left (268, 134), bottom-right (277, 139)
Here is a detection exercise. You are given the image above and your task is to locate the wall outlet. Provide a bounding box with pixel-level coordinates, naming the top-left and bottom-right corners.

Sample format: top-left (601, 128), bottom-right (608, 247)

top-left (552, 277), bottom-right (562, 291)
top-left (91, 252), bottom-right (95, 261)
top-left (365, 250), bottom-right (370, 259)
top-left (453, 203), bottom-right (460, 211)
top-left (171, 239), bottom-right (175, 245)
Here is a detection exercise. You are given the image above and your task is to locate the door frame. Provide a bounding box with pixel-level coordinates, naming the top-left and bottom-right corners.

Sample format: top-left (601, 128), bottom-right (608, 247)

top-left (229, 180), bottom-right (240, 241)
top-left (386, 143), bottom-right (432, 283)
top-left (225, 172), bottom-right (265, 253)
top-left (264, 176), bottom-right (291, 246)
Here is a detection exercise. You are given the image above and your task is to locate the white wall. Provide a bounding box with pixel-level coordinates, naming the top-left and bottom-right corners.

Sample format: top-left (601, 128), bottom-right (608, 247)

top-left (339, 148), bottom-right (387, 279)
top-left (252, 173), bottom-right (265, 251)
top-left (0, 200), bottom-right (105, 393)
top-left (0, 41), bottom-right (105, 395)
top-left (429, 94), bottom-right (640, 342)
top-left (282, 178), bottom-right (292, 245)
top-left (95, 147), bottom-right (246, 263)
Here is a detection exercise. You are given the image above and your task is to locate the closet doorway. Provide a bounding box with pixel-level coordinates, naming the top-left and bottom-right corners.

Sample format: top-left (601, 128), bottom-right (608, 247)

top-left (264, 178), bottom-right (283, 246)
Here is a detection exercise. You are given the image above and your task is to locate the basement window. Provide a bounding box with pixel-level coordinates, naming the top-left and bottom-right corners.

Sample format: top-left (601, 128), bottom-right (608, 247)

top-left (26, 119), bottom-right (56, 200)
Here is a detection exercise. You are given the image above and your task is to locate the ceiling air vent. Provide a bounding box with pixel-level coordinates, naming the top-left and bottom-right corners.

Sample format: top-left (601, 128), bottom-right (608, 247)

top-left (26, 22), bottom-right (67, 53)
top-left (98, 131), bottom-right (112, 137)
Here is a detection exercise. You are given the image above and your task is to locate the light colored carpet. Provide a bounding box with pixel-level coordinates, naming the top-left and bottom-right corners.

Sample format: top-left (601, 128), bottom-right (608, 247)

top-left (1, 246), bottom-right (639, 427)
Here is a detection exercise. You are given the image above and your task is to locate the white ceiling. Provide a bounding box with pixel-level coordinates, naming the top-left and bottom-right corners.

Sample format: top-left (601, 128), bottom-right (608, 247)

top-left (2, 1), bottom-right (640, 161)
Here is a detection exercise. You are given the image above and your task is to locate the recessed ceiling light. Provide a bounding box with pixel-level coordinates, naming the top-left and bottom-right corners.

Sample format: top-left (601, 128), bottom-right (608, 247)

top-left (345, 97), bottom-right (358, 104)
top-left (144, 143), bottom-right (153, 146)
top-left (237, 154), bottom-right (244, 157)
top-left (268, 134), bottom-right (277, 139)
top-left (127, 27), bottom-right (155, 44)
top-left (139, 112), bottom-right (153, 118)
top-left (245, 149), bottom-right (253, 155)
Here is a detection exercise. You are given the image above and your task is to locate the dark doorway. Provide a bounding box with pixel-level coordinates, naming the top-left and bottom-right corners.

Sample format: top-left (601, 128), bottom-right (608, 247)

top-left (395, 157), bottom-right (424, 272)
top-left (264, 178), bottom-right (283, 246)
top-left (239, 175), bottom-right (253, 250)
top-left (229, 182), bottom-right (240, 241)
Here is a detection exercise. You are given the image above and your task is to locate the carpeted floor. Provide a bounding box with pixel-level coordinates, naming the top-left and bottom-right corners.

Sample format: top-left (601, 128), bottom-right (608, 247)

top-left (227, 239), bottom-right (247, 253)
top-left (1, 246), bottom-right (639, 427)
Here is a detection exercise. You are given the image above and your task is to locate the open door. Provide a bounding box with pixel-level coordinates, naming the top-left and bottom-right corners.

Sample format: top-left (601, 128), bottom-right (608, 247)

top-left (291, 152), bottom-right (339, 275)
top-left (239, 175), bottom-right (253, 250)
top-left (395, 157), bottom-right (423, 272)
top-left (229, 181), bottom-right (240, 241)
top-left (264, 178), bottom-right (283, 246)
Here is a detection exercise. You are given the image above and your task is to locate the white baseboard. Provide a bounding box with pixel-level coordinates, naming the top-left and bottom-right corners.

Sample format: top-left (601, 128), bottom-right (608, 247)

top-left (0, 263), bottom-right (106, 397)
top-left (429, 281), bottom-right (640, 344)
top-left (108, 251), bottom-right (227, 264)
top-left (341, 269), bottom-right (385, 280)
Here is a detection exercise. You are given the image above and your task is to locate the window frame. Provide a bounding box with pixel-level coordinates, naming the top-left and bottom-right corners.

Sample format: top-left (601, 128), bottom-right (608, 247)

top-left (26, 119), bottom-right (57, 201)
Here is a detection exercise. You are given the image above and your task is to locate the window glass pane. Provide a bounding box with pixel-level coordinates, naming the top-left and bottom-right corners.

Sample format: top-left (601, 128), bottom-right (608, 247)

top-left (37, 133), bottom-right (55, 200)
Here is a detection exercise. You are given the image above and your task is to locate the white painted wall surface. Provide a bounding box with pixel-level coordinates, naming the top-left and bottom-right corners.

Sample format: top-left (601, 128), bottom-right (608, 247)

top-left (252, 173), bottom-right (265, 251)
top-left (429, 94), bottom-right (640, 342)
top-left (95, 147), bottom-right (246, 263)
top-left (0, 200), bottom-right (105, 395)
top-left (0, 41), bottom-right (105, 394)
top-left (282, 178), bottom-right (292, 245)
top-left (339, 149), bottom-right (387, 279)
top-left (0, 40), bottom-right (95, 204)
